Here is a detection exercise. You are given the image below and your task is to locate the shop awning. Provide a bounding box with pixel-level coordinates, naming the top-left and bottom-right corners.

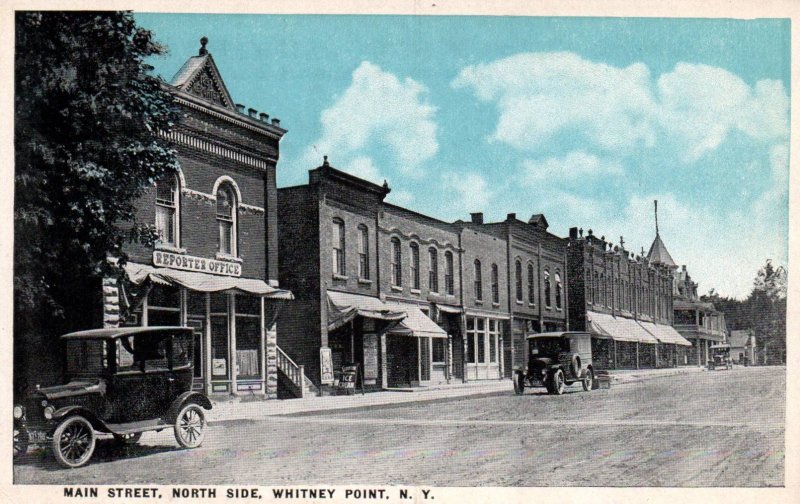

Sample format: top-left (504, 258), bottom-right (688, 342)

top-left (638, 321), bottom-right (693, 346)
top-left (124, 262), bottom-right (294, 299)
top-left (586, 311), bottom-right (657, 344)
top-left (435, 303), bottom-right (463, 315)
top-left (386, 302), bottom-right (448, 339)
top-left (327, 291), bottom-right (406, 331)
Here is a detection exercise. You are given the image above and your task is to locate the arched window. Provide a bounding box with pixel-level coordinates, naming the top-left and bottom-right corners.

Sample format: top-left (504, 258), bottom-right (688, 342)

top-left (428, 248), bottom-right (439, 293)
top-left (216, 183), bottom-right (237, 256)
top-left (544, 269), bottom-right (552, 307)
top-left (528, 263), bottom-right (536, 304)
top-left (491, 264), bottom-right (499, 304)
top-left (410, 243), bottom-right (420, 289)
top-left (593, 271), bottom-right (599, 306)
top-left (606, 273), bottom-right (612, 307)
top-left (515, 260), bottom-right (523, 302)
top-left (391, 238), bottom-right (402, 287)
top-left (555, 271), bottom-right (563, 309)
top-left (332, 218), bottom-right (345, 275)
top-left (155, 176), bottom-right (179, 246)
top-left (474, 260), bottom-right (483, 301)
top-left (357, 224), bottom-right (369, 280)
top-left (599, 273), bottom-right (605, 306)
top-left (444, 251), bottom-right (454, 295)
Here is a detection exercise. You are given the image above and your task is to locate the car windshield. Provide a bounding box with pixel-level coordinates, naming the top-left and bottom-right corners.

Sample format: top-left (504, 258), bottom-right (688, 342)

top-left (65, 339), bottom-right (108, 375)
top-left (530, 337), bottom-right (568, 356)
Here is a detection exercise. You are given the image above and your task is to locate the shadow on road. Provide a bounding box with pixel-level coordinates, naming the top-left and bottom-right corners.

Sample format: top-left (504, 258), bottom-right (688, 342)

top-left (14, 437), bottom-right (182, 472)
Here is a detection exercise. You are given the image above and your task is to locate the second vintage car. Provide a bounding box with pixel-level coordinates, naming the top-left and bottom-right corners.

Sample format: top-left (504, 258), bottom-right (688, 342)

top-left (13, 326), bottom-right (212, 468)
top-left (513, 331), bottom-right (597, 395)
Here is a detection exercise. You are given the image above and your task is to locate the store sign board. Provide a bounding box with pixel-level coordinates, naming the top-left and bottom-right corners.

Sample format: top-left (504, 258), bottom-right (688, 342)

top-left (320, 347), bottom-right (334, 385)
top-left (153, 250), bottom-right (241, 277)
top-left (363, 333), bottom-right (378, 384)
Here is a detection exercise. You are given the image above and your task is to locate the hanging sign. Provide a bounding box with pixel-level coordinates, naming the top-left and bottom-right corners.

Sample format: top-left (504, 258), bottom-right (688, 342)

top-left (363, 334), bottom-right (378, 385)
top-left (153, 250), bottom-right (242, 277)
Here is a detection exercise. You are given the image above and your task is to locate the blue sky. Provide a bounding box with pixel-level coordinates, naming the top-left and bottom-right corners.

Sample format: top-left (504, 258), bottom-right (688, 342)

top-left (135, 14), bottom-right (790, 299)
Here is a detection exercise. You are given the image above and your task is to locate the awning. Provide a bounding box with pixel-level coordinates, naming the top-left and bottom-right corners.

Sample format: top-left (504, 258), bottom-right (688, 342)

top-left (586, 311), bottom-right (657, 344)
top-left (124, 262), bottom-right (294, 299)
top-left (638, 321), bottom-right (693, 346)
top-left (386, 302), bottom-right (448, 339)
top-left (435, 303), bottom-right (463, 315)
top-left (327, 291), bottom-right (406, 331)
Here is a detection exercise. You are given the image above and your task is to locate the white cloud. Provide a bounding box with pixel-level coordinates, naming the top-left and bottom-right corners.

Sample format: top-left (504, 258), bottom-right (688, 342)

top-left (521, 151), bottom-right (623, 185)
top-left (386, 189), bottom-right (414, 207)
top-left (344, 156), bottom-right (382, 185)
top-left (440, 171), bottom-right (494, 217)
top-left (302, 61), bottom-right (438, 178)
top-left (452, 53), bottom-right (789, 162)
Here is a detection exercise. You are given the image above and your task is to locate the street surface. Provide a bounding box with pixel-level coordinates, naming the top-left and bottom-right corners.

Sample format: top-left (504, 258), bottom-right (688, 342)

top-left (14, 367), bottom-right (784, 486)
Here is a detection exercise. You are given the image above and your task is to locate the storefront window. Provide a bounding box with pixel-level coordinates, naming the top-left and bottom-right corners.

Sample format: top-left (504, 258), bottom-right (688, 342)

top-left (236, 295), bottom-right (261, 380)
top-left (466, 317), bottom-right (476, 363)
top-left (210, 292), bottom-right (229, 381)
top-left (489, 319), bottom-right (498, 363)
top-left (432, 338), bottom-right (446, 363)
top-left (147, 284), bottom-right (180, 326)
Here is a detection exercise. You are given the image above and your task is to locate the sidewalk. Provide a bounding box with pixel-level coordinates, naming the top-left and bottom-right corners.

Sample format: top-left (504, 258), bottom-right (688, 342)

top-left (207, 365), bottom-right (706, 423)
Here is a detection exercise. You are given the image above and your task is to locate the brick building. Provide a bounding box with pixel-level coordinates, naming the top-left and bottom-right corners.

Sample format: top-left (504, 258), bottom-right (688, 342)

top-left (566, 227), bottom-right (691, 369)
top-left (103, 38), bottom-right (292, 398)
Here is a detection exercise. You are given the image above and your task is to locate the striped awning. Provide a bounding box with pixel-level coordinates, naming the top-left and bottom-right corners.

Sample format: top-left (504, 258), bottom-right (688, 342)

top-left (639, 321), bottom-right (693, 346)
top-left (327, 291), bottom-right (406, 331)
top-left (386, 302), bottom-right (447, 339)
top-left (587, 311), bottom-right (657, 344)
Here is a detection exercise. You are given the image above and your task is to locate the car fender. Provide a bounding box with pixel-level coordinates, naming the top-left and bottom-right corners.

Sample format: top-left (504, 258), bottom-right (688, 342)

top-left (51, 406), bottom-right (111, 433)
top-left (164, 391), bottom-right (212, 423)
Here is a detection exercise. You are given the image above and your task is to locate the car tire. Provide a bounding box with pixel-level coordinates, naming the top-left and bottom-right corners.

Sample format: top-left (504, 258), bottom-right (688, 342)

top-left (582, 369), bottom-right (594, 392)
top-left (52, 416), bottom-right (96, 469)
top-left (550, 369), bottom-right (565, 395)
top-left (513, 372), bottom-right (525, 395)
top-left (14, 423), bottom-right (28, 457)
top-left (174, 403), bottom-right (206, 449)
top-left (113, 433), bottom-right (142, 446)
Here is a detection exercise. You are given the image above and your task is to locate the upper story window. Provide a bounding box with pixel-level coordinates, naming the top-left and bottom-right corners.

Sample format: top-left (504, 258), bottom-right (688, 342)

top-left (428, 248), bottom-right (439, 293)
top-left (593, 270), bottom-right (599, 305)
top-left (358, 225), bottom-right (369, 280)
top-left (544, 269), bottom-right (552, 308)
top-left (474, 259), bottom-right (483, 301)
top-left (555, 271), bottom-right (563, 309)
top-left (216, 183), bottom-right (237, 256)
top-left (599, 273), bottom-right (606, 306)
top-left (410, 243), bottom-right (420, 289)
top-left (391, 238), bottom-right (402, 287)
top-left (515, 260), bottom-right (523, 302)
top-left (332, 218), bottom-right (345, 276)
top-left (155, 176), bottom-right (179, 247)
top-left (528, 263), bottom-right (535, 304)
top-left (444, 251), bottom-right (454, 295)
top-left (491, 263), bottom-right (499, 304)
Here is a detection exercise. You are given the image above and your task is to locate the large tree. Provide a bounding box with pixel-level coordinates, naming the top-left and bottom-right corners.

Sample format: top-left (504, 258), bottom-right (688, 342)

top-left (14, 12), bottom-right (178, 389)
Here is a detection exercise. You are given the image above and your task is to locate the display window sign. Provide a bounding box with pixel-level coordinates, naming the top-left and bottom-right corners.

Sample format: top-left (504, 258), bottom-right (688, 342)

top-left (153, 251), bottom-right (241, 277)
top-left (212, 358), bottom-right (227, 376)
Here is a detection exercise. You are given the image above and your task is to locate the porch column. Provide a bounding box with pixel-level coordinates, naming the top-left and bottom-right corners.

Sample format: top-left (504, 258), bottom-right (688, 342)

top-left (230, 294), bottom-right (237, 394)
top-left (446, 334), bottom-right (453, 383)
top-left (380, 333), bottom-right (388, 388)
top-left (205, 293), bottom-right (212, 393)
top-left (498, 335), bottom-right (504, 380)
top-left (461, 313), bottom-right (468, 383)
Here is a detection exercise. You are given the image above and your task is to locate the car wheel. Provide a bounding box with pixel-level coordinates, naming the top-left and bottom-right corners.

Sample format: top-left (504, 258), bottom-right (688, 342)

top-left (113, 433), bottom-right (142, 446)
top-left (52, 416), bottom-right (96, 468)
top-left (582, 369), bottom-right (594, 392)
top-left (550, 369), bottom-right (565, 395)
top-left (14, 423), bottom-right (28, 457)
top-left (174, 404), bottom-right (206, 449)
top-left (513, 372), bottom-right (525, 395)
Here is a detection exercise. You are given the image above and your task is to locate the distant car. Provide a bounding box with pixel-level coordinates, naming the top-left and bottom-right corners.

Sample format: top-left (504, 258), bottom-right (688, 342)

top-left (708, 343), bottom-right (733, 370)
top-left (513, 331), bottom-right (596, 395)
top-left (13, 327), bottom-right (212, 468)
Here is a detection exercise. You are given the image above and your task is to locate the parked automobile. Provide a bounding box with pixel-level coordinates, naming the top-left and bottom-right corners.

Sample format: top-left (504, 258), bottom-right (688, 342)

top-left (513, 331), bottom-right (596, 395)
top-left (708, 343), bottom-right (733, 370)
top-left (13, 327), bottom-right (212, 468)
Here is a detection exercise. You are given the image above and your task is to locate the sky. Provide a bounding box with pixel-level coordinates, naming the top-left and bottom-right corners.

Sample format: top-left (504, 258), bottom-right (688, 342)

top-left (134, 13), bottom-right (790, 300)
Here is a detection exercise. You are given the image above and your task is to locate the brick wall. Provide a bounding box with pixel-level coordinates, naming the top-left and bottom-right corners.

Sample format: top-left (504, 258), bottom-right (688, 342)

top-left (458, 223), bottom-right (509, 314)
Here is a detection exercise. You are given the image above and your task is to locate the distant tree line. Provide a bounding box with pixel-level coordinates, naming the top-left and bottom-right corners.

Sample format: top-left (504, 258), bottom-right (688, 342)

top-left (702, 260), bottom-right (787, 365)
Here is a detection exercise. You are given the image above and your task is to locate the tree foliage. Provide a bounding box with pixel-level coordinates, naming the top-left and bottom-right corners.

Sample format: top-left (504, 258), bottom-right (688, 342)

top-left (14, 12), bottom-right (178, 386)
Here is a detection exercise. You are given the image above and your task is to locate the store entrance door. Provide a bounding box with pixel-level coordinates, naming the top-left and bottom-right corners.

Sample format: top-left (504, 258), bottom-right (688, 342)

top-left (386, 335), bottom-right (418, 387)
top-left (186, 317), bottom-right (205, 393)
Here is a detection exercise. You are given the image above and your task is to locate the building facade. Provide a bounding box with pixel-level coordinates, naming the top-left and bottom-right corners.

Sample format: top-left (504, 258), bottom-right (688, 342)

top-left (673, 265), bottom-right (728, 365)
top-left (103, 39), bottom-right (292, 398)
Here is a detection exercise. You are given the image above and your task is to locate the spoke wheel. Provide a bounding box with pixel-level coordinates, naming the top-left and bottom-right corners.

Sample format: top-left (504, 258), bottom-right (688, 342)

top-left (52, 416), bottom-right (95, 468)
top-left (582, 369), bottom-right (594, 392)
top-left (551, 369), bottom-right (565, 395)
top-left (14, 424), bottom-right (29, 457)
top-left (513, 372), bottom-right (525, 395)
top-left (174, 404), bottom-right (206, 449)
top-left (113, 433), bottom-right (142, 446)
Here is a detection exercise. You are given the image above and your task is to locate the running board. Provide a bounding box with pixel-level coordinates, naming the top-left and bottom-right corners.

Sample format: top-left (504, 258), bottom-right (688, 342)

top-left (104, 418), bottom-right (171, 435)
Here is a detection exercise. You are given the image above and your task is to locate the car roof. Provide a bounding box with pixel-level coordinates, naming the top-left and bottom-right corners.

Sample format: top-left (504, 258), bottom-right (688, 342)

top-left (525, 331), bottom-right (591, 340)
top-left (710, 344), bottom-right (730, 349)
top-left (61, 326), bottom-right (193, 340)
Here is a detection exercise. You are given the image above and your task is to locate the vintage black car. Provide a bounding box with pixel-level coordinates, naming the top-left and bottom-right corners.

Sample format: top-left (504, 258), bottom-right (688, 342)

top-left (13, 327), bottom-right (212, 468)
top-left (708, 343), bottom-right (733, 370)
top-left (513, 331), bottom-right (596, 395)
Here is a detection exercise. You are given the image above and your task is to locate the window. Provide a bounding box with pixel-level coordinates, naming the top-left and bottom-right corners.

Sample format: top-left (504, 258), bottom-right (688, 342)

top-left (555, 272), bottom-right (562, 309)
top-left (358, 225), bottom-right (369, 280)
top-left (410, 243), bottom-right (420, 289)
top-left (528, 263), bottom-right (536, 304)
top-left (391, 238), bottom-right (402, 287)
top-left (491, 264), bottom-right (499, 304)
top-left (428, 248), bottom-right (439, 293)
top-left (586, 268), bottom-right (593, 304)
top-left (593, 271), bottom-right (599, 306)
top-left (155, 176), bottom-right (178, 246)
top-left (599, 273), bottom-right (605, 306)
top-left (474, 260), bottom-right (483, 301)
top-left (544, 269), bottom-right (552, 307)
top-left (236, 295), bottom-right (261, 379)
top-left (606, 274), bottom-right (612, 307)
top-left (332, 219), bottom-right (345, 276)
top-left (216, 184), bottom-right (237, 256)
top-left (515, 260), bottom-right (523, 302)
top-left (488, 319), bottom-right (499, 363)
top-left (432, 338), bottom-right (446, 363)
top-left (445, 251), bottom-right (454, 295)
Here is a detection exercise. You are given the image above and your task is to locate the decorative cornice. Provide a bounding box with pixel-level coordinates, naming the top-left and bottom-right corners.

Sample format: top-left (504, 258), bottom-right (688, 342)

top-left (164, 129), bottom-right (272, 170)
top-left (379, 226), bottom-right (460, 251)
top-left (172, 94), bottom-right (286, 140)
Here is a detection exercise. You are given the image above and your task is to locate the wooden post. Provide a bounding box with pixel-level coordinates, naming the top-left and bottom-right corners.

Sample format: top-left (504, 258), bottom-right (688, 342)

top-left (230, 294), bottom-right (237, 394)
top-left (350, 320), bottom-right (355, 363)
top-left (299, 365), bottom-right (305, 398)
